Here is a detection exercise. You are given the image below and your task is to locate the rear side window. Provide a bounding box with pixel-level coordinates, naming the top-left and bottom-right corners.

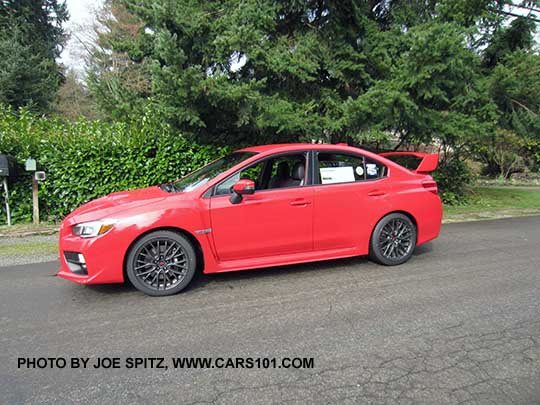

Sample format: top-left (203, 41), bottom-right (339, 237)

top-left (316, 152), bottom-right (386, 185)
top-left (364, 157), bottom-right (387, 179)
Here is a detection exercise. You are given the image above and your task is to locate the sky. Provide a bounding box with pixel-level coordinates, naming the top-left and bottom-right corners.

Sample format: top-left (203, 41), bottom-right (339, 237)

top-left (59, 0), bottom-right (104, 77)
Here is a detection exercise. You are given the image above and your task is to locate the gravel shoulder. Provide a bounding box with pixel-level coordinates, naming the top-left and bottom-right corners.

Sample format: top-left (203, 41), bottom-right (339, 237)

top-left (0, 234), bottom-right (58, 267)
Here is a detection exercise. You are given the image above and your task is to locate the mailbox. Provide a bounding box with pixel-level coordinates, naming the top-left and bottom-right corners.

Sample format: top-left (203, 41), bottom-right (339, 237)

top-left (0, 154), bottom-right (16, 177)
top-left (35, 171), bottom-right (46, 181)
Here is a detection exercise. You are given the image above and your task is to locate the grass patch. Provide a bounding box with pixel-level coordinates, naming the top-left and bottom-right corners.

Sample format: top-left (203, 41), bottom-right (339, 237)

top-left (0, 222), bottom-right (59, 236)
top-left (0, 241), bottom-right (58, 257)
top-left (444, 186), bottom-right (540, 222)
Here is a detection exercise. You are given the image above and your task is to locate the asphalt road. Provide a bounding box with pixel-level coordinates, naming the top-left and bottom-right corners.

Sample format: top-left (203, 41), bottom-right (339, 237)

top-left (1, 216), bottom-right (539, 404)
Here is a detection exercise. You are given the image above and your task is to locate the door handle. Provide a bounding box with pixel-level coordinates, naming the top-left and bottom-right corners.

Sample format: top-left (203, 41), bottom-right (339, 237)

top-left (290, 199), bottom-right (311, 207)
top-left (367, 190), bottom-right (386, 197)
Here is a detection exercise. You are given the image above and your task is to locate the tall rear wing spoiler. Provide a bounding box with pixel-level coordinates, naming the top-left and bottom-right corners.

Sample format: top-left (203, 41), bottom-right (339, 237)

top-left (379, 152), bottom-right (439, 174)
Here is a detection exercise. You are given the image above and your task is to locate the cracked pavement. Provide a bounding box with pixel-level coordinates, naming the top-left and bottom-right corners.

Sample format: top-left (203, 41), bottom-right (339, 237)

top-left (1, 216), bottom-right (539, 404)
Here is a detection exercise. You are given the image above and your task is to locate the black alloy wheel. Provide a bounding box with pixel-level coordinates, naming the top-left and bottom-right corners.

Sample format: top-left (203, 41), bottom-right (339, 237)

top-left (369, 213), bottom-right (417, 265)
top-left (126, 230), bottom-right (197, 296)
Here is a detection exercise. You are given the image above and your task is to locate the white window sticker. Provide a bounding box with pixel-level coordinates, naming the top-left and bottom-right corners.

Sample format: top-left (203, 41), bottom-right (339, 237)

top-left (366, 163), bottom-right (378, 177)
top-left (320, 167), bottom-right (356, 184)
top-left (355, 166), bottom-right (364, 176)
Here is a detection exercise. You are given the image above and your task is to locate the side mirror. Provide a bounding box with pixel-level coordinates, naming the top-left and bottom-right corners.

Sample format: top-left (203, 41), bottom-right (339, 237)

top-left (230, 179), bottom-right (255, 204)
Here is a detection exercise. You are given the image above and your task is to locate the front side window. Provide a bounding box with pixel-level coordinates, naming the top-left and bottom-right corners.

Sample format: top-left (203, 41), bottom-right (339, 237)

top-left (215, 153), bottom-right (307, 196)
top-left (266, 154), bottom-right (307, 189)
top-left (165, 152), bottom-right (257, 193)
top-left (215, 159), bottom-right (266, 195)
top-left (316, 152), bottom-right (386, 185)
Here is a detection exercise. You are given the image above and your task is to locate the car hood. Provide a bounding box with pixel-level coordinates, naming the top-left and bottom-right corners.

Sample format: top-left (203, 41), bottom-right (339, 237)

top-left (65, 186), bottom-right (169, 224)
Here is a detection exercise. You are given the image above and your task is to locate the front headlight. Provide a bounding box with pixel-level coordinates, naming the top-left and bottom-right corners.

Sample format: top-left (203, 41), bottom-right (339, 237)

top-left (72, 220), bottom-right (116, 238)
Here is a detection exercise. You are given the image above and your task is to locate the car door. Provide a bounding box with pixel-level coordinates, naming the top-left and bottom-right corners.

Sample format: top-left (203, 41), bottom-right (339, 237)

top-left (312, 151), bottom-right (392, 251)
top-left (209, 152), bottom-right (313, 262)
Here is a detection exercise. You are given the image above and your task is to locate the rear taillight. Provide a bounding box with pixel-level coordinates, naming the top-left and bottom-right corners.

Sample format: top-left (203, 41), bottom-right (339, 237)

top-left (422, 179), bottom-right (438, 195)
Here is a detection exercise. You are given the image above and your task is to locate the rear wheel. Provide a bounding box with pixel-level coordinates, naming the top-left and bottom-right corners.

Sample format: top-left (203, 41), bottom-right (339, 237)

top-left (126, 230), bottom-right (196, 296)
top-left (369, 213), bottom-right (416, 265)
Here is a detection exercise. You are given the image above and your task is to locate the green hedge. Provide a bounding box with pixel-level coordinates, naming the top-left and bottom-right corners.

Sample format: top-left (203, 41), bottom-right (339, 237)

top-left (1, 104), bottom-right (477, 224)
top-left (0, 106), bottom-right (225, 223)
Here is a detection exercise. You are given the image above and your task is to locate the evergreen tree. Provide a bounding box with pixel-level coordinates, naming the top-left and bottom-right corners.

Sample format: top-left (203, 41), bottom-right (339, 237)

top-left (0, 0), bottom-right (68, 113)
top-left (89, 0), bottom-right (538, 158)
top-left (88, 2), bottom-right (497, 140)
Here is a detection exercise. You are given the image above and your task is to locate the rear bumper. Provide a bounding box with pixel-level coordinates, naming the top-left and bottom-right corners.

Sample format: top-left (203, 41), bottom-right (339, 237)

top-left (416, 195), bottom-right (443, 246)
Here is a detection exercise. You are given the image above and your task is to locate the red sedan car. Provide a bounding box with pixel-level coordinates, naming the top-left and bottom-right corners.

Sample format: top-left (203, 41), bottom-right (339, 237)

top-left (58, 143), bottom-right (442, 296)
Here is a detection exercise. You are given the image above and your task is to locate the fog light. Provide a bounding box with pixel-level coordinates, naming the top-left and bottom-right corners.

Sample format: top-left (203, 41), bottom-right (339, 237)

top-left (64, 251), bottom-right (88, 275)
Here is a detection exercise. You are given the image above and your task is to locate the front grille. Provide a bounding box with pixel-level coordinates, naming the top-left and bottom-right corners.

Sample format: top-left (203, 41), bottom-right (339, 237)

top-left (64, 251), bottom-right (88, 275)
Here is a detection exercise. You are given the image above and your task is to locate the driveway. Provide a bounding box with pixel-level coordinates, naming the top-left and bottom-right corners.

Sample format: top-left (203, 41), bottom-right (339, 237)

top-left (1, 216), bottom-right (539, 404)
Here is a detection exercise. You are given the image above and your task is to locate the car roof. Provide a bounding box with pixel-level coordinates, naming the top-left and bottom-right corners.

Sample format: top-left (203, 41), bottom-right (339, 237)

top-left (237, 143), bottom-right (362, 154)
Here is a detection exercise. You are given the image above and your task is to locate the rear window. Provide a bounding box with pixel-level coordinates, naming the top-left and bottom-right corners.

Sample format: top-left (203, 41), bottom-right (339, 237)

top-left (383, 155), bottom-right (422, 171)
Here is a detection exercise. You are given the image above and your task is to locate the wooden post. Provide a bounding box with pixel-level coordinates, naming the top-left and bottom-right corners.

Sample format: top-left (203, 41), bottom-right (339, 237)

top-left (32, 176), bottom-right (39, 225)
top-left (2, 177), bottom-right (10, 226)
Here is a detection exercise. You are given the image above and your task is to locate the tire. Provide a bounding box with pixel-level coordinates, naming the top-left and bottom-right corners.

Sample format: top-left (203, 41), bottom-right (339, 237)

top-left (126, 230), bottom-right (197, 296)
top-left (369, 213), bottom-right (417, 266)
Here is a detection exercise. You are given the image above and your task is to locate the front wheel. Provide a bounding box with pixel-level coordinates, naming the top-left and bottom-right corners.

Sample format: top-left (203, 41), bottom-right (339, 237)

top-left (369, 213), bottom-right (416, 266)
top-left (126, 230), bottom-right (197, 296)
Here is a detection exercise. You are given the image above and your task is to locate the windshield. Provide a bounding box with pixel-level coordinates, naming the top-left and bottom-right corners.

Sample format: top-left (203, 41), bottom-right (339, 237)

top-left (163, 152), bottom-right (257, 193)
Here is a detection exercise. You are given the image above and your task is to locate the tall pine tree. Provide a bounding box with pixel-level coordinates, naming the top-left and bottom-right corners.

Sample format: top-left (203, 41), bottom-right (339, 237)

top-left (89, 0), bottom-right (538, 153)
top-left (0, 0), bottom-right (68, 113)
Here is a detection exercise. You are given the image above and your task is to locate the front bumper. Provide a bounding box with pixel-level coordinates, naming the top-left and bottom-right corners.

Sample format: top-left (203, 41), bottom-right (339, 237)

top-left (57, 221), bottom-right (126, 285)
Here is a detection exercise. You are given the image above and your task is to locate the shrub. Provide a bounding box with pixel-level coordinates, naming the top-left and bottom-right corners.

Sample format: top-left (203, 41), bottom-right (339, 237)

top-left (433, 157), bottom-right (475, 205)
